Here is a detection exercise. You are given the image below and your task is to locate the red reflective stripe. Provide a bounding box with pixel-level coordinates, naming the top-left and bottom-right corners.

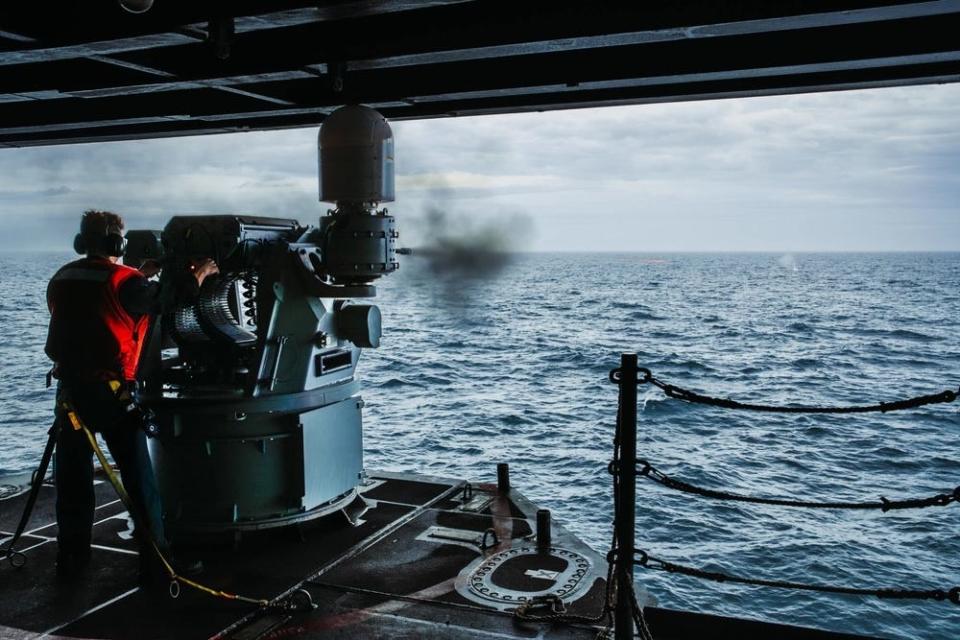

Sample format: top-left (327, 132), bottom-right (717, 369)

top-left (106, 264), bottom-right (149, 381)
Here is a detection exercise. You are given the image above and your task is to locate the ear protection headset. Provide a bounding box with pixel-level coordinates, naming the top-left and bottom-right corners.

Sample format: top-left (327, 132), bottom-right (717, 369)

top-left (74, 213), bottom-right (127, 257)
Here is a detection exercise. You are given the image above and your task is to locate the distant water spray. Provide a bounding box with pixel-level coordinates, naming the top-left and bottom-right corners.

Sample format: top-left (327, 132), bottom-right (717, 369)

top-left (778, 254), bottom-right (799, 272)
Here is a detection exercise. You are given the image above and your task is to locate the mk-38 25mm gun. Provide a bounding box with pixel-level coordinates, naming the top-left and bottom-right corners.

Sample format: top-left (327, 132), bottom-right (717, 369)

top-left (124, 105), bottom-right (397, 539)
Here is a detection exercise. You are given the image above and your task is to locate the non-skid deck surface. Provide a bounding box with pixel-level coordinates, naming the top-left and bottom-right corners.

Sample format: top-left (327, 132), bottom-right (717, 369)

top-left (1, 471), bottom-right (872, 640)
top-left (0, 472), bottom-right (608, 640)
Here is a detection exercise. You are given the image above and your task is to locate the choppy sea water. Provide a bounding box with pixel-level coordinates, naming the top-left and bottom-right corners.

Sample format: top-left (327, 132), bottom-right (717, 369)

top-left (1, 251), bottom-right (958, 640)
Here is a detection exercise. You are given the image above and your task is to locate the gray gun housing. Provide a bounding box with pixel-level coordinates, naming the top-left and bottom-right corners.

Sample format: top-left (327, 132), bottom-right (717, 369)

top-left (129, 212), bottom-right (396, 537)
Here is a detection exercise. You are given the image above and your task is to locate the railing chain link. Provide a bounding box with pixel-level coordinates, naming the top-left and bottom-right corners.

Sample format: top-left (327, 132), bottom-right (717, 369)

top-left (609, 367), bottom-right (959, 414)
top-left (634, 549), bottom-right (960, 605)
top-left (635, 460), bottom-right (960, 512)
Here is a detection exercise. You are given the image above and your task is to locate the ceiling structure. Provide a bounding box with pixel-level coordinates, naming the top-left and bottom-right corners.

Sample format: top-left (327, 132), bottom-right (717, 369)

top-left (1, 0), bottom-right (959, 147)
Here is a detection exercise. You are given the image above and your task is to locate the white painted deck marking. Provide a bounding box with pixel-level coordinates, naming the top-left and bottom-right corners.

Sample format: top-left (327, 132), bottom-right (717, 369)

top-left (525, 569), bottom-right (560, 580)
top-left (25, 499), bottom-right (122, 536)
top-left (39, 587), bottom-right (139, 638)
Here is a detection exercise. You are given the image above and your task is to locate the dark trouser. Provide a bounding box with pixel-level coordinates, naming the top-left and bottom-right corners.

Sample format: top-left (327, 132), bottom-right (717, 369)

top-left (54, 380), bottom-right (167, 560)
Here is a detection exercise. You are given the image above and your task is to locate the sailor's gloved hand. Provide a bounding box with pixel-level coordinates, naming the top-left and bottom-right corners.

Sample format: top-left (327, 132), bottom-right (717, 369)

top-left (190, 258), bottom-right (219, 287)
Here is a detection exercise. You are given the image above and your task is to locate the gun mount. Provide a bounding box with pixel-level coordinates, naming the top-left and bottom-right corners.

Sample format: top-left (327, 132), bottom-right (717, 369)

top-left (125, 106), bottom-right (398, 537)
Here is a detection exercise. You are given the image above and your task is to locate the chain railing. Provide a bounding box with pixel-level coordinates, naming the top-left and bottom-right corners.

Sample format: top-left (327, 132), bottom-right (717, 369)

top-left (635, 459), bottom-right (960, 511)
top-left (607, 353), bottom-right (960, 640)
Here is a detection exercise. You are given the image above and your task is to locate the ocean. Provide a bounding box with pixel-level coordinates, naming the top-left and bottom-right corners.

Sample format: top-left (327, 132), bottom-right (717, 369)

top-left (2, 251), bottom-right (958, 640)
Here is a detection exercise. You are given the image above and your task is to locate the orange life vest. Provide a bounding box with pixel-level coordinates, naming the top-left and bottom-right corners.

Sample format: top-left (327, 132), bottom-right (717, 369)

top-left (46, 258), bottom-right (151, 382)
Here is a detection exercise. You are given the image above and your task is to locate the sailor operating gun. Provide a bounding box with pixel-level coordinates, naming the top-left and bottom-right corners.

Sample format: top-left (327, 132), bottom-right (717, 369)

top-left (45, 209), bottom-right (217, 582)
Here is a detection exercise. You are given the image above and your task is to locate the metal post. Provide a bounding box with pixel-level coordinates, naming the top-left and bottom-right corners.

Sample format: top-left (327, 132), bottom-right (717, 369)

top-left (536, 509), bottom-right (552, 552)
top-left (497, 462), bottom-right (510, 493)
top-left (615, 352), bottom-right (638, 640)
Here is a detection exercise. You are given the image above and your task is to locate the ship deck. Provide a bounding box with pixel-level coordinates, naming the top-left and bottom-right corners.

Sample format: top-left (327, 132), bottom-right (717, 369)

top-left (0, 469), bottom-right (871, 640)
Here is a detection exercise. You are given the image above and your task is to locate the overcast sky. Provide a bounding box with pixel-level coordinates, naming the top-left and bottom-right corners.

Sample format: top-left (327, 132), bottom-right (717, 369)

top-left (1, 83), bottom-right (958, 252)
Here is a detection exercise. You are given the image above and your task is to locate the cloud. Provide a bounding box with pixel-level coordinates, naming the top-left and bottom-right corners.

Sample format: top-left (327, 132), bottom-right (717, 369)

top-left (0, 185), bottom-right (73, 200)
top-left (397, 171), bottom-right (566, 195)
top-left (0, 83), bottom-right (958, 251)
top-left (39, 186), bottom-right (72, 196)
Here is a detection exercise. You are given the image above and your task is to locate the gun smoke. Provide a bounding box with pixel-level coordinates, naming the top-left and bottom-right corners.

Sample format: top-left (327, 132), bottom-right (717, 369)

top-left (410, 205), bottom-right (531, 277)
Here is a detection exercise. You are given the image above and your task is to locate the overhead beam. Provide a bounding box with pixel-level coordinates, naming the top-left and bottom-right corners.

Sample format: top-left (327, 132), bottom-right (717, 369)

top-left (1, 1), bottom-right (959, 147)
top-left (109, 1), bottom-right (960, 76)
top-left (87, 55), bottom-right (297, 107)
top-left (0, 0), bottom-right (474, 65)
top-left (1, 10), bottom-right (957, 127)
top-left (352, 0), bottom-right (960, 71)
top-left (2, 1), bottom-right (958, 100)
top-left (2, 56), bottom-right (958, 146)
top-left (3, 66), bottom-right (958, 149)
top-left (0, 25), bottom-right (297, 107)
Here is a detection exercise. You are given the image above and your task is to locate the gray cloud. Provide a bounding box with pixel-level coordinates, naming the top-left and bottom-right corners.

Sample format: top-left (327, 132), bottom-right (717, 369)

top-left (0, 83), bottom-right (958, 251)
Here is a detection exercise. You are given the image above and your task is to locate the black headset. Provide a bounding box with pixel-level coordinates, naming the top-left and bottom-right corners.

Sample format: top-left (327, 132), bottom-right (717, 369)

top-left (73, 213), bottom-right (128, 257)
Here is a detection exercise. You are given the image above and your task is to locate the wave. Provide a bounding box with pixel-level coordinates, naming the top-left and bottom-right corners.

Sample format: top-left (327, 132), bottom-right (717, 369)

top-left (887, 329), bottom-right (942, 342)
top-left (372, 376), bottom-right (425, 389)
top-left (629, 310), bottom-right (665, 321)
top-left (851, 327), bottom-right (943, 342)
top-left (609, 301), bottom-right (655, 311)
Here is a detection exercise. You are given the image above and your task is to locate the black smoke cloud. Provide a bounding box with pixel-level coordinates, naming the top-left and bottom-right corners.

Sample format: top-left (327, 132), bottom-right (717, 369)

top-left (412, 205), bottom-right (532, 277)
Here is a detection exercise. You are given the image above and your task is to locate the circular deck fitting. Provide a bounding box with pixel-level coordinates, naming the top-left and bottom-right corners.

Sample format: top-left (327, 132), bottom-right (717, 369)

top-left (465, 546), bottom-right (592, 607)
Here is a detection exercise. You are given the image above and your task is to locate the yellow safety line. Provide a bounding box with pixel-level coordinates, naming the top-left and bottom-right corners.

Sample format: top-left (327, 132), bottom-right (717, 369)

top-left (65, 403), bottom-right (269, 607)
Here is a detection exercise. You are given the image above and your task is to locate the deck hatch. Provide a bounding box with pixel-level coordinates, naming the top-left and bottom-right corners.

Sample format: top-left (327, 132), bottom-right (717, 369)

top-left (462, 545), bottom-right (593, 608)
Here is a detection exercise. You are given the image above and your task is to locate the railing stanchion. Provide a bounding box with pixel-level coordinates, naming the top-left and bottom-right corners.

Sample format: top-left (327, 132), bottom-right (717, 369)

top-left (615, 352), bottom-right (639, 639)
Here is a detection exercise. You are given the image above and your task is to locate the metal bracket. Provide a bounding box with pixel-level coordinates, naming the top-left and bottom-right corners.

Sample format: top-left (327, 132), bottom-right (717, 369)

top-left (416, 526), bottom-right (492, 552)
top-left (340, 492), bottom-right (372, 527)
